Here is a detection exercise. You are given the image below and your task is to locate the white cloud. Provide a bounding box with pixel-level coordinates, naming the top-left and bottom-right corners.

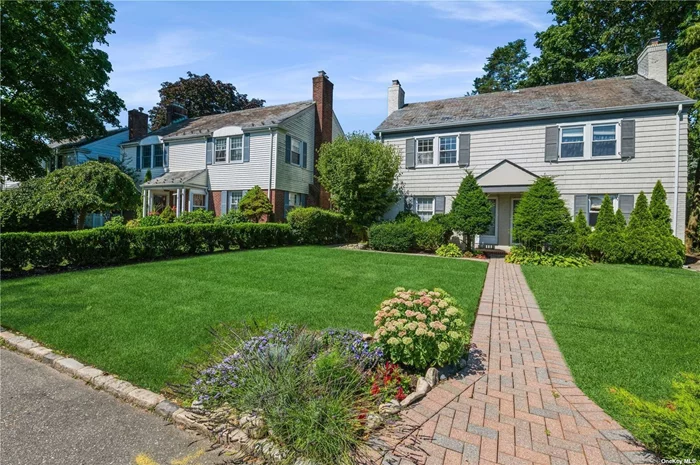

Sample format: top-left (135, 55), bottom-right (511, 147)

top-left (108, 30), bottom-right (212, 73)
top-left (426, 1), bottom-right (547, 30)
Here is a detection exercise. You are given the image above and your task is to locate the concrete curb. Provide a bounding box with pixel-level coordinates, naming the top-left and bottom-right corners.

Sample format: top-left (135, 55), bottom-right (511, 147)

top-left (0, 327), bottom-right (199, 434)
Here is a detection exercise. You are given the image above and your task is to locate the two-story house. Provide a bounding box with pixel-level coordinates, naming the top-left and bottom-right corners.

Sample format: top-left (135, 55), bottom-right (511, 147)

top-left (374, 39), bottom-right (694, 247)
top-left (121, 72), bottom-right (343, 220)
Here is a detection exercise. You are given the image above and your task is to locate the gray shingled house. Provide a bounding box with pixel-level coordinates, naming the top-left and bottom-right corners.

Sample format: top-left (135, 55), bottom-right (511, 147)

top-left (374, 40), bottom-right (694, 247)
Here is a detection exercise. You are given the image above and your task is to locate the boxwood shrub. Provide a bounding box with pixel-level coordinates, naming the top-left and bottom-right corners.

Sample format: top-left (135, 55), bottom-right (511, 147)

top-left (1, 223), bottom-right (293, 272)
top-left (287, 207), bottom-right (349, 245)
top-left (368, 222), bottom-right (415, 252)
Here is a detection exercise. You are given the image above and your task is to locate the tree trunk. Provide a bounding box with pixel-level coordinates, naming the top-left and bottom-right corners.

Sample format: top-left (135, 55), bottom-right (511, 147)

top-left (77, 209), bottom-right (87, 230)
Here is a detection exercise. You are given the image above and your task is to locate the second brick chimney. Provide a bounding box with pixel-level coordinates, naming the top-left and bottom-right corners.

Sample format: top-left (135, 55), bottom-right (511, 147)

top-left (128, 108), bottom-right (148, 140)
top-left (312, 70), bottom-right (334, 208)
top-left (637, 37), bottom-right (668, 86)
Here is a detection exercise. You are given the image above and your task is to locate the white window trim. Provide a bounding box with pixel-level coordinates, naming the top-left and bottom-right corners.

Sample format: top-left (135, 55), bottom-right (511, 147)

top-left (414, 196), bottom-right (435, 221)
top-left (229, 190), bottom-right (244, 211)
top-left (558, 120), bottom-right (622, 161)
top-left (289, 137), bottom-right (302, 167)
top-left (213, 136), bottom-right (245, 165)
top-left (413, 133), bottom-right (461, 168)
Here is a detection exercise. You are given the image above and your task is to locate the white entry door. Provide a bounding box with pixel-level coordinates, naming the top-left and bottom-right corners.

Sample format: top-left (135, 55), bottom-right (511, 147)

top-left (479, 198), bottom-right (498, 246)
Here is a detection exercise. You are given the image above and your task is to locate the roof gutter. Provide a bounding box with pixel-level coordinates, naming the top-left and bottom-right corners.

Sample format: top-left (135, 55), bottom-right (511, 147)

top-left (673, 104), bottom-right (683, 237)
top-left (373, 100), bottom-right (696, 136)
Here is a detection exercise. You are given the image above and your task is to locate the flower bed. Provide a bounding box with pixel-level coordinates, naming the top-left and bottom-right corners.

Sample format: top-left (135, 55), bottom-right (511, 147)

top-left (182, 288), bottom-right (470, 464)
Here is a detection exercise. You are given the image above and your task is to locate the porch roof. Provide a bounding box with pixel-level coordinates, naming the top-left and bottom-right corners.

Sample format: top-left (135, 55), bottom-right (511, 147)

top-left (476, 160), bottom-right (538, 193)
top-left (141, 169), bottom-right (208, 189)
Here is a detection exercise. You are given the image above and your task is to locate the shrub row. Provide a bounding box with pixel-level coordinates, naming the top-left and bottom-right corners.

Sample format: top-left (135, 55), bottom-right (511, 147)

top-left (368, 219), bottom-right (449, 253)
top-left (286, 207), bottom-right (350, 245)
top-left (1, 223), bottom-right (293, 272)
top-left (505, 246), bottom-right (591, 268)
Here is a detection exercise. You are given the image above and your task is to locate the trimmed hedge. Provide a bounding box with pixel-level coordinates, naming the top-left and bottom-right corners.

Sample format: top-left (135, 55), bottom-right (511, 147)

top-left (287, 207), bottom-right (349, 245)
top-left (368, 220), bottom-right (449, 253)
top-left (1, 223), bottom-right (293, 272)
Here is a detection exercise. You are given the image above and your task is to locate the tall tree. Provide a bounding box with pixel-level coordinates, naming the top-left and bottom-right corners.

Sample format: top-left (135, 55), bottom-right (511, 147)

top-left (1, 0), bottom-right (124, 181)
top-left (149, 72), bottom-right (265, 130)
top-left (472, 39), bottom-right (529, 94)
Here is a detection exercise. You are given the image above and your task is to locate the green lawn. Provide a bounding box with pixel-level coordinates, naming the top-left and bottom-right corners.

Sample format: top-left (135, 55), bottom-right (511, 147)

top-left (522, 264), bottom-right (700, 432)
top-left (1, 246), bottom-right (486, 391)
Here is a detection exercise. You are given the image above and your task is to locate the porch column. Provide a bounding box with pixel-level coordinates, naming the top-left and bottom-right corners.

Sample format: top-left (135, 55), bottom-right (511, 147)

top-left (181, 188), bottom-right (187, 214)
top-left (175, 188), bottom-right (181, 217)
top-left (147, 190), bottom-right (153, 214)
top-left (188, 190), bottom-right (193, 212)
top-left (142, 191), bottom-right (147, 217)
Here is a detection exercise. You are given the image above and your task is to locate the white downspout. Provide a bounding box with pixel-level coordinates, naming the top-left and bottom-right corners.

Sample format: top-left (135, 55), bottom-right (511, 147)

top-left (268, 128), bottom-right (274, 198)
top-left (673, 104), bottom-right (682, 237)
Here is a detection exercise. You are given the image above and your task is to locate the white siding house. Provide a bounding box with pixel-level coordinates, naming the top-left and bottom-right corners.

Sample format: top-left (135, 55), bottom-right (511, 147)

top-left (375, 41), bottom-right (694, 245)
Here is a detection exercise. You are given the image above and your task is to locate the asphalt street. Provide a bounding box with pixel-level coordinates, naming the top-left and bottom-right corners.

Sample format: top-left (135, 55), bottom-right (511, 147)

top-left (0, 348), bottom-right (224, 465)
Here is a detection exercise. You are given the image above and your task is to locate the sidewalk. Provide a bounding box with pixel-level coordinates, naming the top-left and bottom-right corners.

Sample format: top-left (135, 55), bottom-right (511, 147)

top-left (378, 259), bottom-right (655, 465)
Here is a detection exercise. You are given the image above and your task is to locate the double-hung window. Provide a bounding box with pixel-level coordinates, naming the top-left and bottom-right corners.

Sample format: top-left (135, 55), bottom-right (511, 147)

top-left (290, 138), bottom-right (301, 165)
top-left (415, 197), bottom-right (435, 222)
top-left (559, 121), bottom-right (620, 160)
top-left (439, 136), bottom-right (457, 164)
top-left (142, 145), bottom-right (152, 168)
top-left (416, 138), bottom-right (434, 166)
top-left (214, 138), bottom-right (227, 163)
top-left (153, 144), bottom-right (164, 167)
top-left (192, 193), bottom-right (206, 210)
top-left (229, 191), bottom-right (244, 211)
top-left (560, 126), bottom-right (584, 158)
top-left (229, 136), bottom-right (243, 162)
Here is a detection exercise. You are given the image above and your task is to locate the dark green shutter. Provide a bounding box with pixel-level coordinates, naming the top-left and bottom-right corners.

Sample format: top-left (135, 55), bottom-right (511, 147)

top-left (301, 142), bottom-right (307, 168)
top-left (285, 135), bottom-right (291, 163)
top-left (136, 146), bottom-right (141, 170)
top-left (545, 126), bottom-right (559, 162)
top-left (458, 134), bottom-right (470, 167)
top-left (621, 120), bottom-right (635, 159)
top-left (405, 139), bottom-right (415, 169)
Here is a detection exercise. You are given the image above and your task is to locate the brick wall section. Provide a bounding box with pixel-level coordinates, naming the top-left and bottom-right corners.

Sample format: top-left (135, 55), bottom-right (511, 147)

top-left (312, 72), bottom-right (333, 209)
top-left (210, 191), bottom-right (222, 216)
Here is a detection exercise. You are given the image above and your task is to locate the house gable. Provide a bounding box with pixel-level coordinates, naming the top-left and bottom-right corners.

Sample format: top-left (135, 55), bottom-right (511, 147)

top-left (476, 160), bottom-right (538, 192)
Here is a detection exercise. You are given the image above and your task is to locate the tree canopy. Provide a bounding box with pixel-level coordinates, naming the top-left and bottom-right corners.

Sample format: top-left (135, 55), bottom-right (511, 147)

top-left (149, 72), bottom-right (265, 130)
top-left (1, 0), bottom-right (124, 181)
top-left (472, 39), bottom-right (529, 94)
top-left (317, 132), bottom-right (401, 235)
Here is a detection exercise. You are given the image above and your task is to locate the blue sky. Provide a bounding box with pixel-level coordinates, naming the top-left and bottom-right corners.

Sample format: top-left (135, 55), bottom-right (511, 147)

top-left (106, 1), bottom-right (553, 134)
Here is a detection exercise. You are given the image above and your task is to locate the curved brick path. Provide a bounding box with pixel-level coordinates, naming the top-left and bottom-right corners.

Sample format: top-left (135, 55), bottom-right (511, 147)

top-left (368, 259), bottom-right (655, 465)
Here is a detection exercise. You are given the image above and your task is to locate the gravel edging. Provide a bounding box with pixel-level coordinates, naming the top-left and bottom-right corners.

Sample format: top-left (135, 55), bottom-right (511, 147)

top-left (0, 327), bottom-right (198, 433)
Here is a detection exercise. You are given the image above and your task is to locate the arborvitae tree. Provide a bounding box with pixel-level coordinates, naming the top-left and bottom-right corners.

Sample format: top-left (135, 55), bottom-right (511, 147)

top-left (649, 180), bottom-right (672, 235)
top-left (573, 209), bottom-right (591, 253)
top-left (144, 169), bottom-right (153, 183)
top-left (512, 177), bottom-right (573, 252)
top-left (587, 195), bottom-right (624, 263)
top-left (239, 185), bottom-right (273, 223)
top-left (628, 192), bottom-right (652, 231)
top-left (450, 172), bottom-right (492, 251)
top-left (615, 208), bottom-right (627, 230)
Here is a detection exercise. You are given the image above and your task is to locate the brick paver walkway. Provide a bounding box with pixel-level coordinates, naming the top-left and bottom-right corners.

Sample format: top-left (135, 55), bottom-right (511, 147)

top-left (370, 259), bottom-right (655, 465)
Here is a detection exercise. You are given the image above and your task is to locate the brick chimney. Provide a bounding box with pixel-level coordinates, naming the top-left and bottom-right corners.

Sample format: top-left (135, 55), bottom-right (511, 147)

top-left (388, 79), bottom-right (405, 116)
top-left (166, 102), bottom-right (188, 125)
top-left (312, 70), bottom-right (334, 208)
top-left (637, 37), bottom-right (668, 85)
top-left (128, 108), bottom-right (148, 140)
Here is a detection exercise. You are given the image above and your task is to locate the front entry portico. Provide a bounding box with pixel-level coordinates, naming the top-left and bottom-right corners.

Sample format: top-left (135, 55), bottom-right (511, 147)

top-left (141, 169), bottom-right (208, 217)
top-left (474, 160), bottom-right (538, 248)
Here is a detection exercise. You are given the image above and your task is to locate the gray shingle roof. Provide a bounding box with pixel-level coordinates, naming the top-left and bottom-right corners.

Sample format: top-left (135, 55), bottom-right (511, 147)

top-left (375, 76), bottom-right (694, 133)
top-left (141, 169), bottom-right (207, 188)
top-left (49, 128), bottom-right (128, 149)
top-left (129, 101), bottom-right (315, 142)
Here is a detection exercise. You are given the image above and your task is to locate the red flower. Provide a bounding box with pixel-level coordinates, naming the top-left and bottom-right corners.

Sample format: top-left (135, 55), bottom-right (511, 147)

top-left (396, 386), bottom-right (407, 401)
top-left (371, 383), bottom-right (380, 396)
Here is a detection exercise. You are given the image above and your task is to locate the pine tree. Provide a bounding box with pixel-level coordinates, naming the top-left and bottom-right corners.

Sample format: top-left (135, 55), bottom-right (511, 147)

top-left (573, 209), bottom-right (591, 253)
top-left (628, 192), bottom-right (652, 231)
top-left (239, 185), bottom-right (273, 223)
top-left (512, 177), bottom-right (573, 252)
top-left (588, 195), bottom-right (624, 263)
top-left (649, 181), bottom-right (672, 235)
top-left (594, 195), bottom-right (618, 233)
top-left (450, 172), bottom-right (492, 251)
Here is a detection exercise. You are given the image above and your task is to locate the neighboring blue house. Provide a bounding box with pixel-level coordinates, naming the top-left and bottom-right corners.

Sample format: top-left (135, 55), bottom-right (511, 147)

top-left (47, 128), bottom-right (131, 227)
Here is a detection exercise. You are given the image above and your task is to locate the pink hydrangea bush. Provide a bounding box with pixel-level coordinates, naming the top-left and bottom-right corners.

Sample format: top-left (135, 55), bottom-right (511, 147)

top-left (373, 287), bottom-right (468, 370)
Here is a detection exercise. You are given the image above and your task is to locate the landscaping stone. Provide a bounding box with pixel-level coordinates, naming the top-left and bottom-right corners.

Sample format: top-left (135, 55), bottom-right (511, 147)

top-left (155, 400), bottom-right (180, 418)
top-left (102, 378), bottom-right (137, 399)
top-left (28, 346), bottom-right (53, 360)
top-left (53, 357), bottom-right (85, 376)
top-left (425, 367), bottom-right (439, 388)
top-left (240, 414), bottom-right (267, 439)
top-left (15, 339), bottom-right (40, 354)
top-left (127, 388), bottom-right (165, 409)
top-left (366, 413), bottom-right (383, 431)
top-left (399, 391), bottom-right (425, 407)
top-left (379, 400), bottom-right (402, 415)
top-left (75, 366), bottom-right (104, 383)
top-left (91, 374), bottom-right (116, 389)
top-left (172, 409), bottom-right (210, 436)
top-left (0, 330), bottom-right (14, 342)
top-left (41, 352), bottom-right (64, 366)
top-left (415, 377), bottom-right (431, 395)
top-left (8, 335), bottom-right (29, 347)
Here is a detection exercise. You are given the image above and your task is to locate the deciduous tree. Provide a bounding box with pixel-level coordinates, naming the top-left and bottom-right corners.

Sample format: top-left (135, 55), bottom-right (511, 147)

top-left (1, 0), bottom-right (124, 181)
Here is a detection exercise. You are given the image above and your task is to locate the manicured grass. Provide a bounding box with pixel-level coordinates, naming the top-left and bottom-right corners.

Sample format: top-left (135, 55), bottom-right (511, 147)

top-left (522, 264), bottom-right (700, 432)
top-left (1, 246), bottom-right (486, 391)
